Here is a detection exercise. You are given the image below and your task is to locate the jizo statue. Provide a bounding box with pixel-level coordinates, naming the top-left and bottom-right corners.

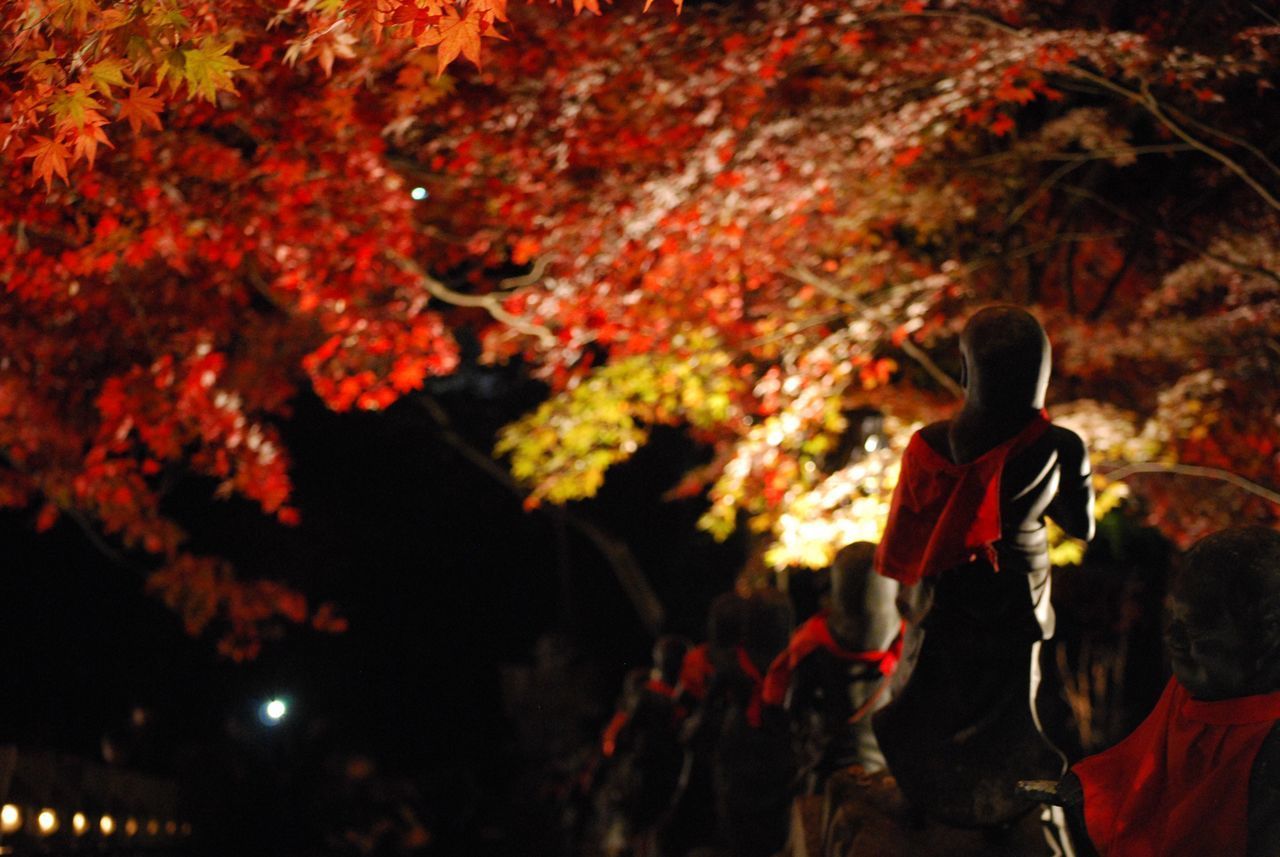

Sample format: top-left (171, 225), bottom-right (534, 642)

top-left (1026, 526), bottom-right (1280, 857)
top-left (871, 305), bottom-right (1095, 831)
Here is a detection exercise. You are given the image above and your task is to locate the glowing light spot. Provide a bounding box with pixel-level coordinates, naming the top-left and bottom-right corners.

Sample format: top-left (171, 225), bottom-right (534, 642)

top-left (100, 815), bottom-right (116, 836)
top-left (72, 812), bottom-right (88, 835)
top-left (410, 187), bottom-right (429, 201)
top-left (264, 698), bottom-right (287, 722)
top-left (1, 804), bottom-right (21, 833)
top-left (37, 809), bottom-right (57, 835)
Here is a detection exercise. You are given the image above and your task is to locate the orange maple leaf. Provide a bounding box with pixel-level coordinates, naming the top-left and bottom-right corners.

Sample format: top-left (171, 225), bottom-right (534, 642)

top-left (512, 235), bottom-right (542, 265)
top-left (117, 86), bottom-right (164, 134)
top-left (71, 120), bottom-right (113, 168)
top-left (22, 135), bottom-right (70, 190)
top-left (418, 8), bottom-right (484, 73)
top-left (471, 0), bottom-right (509, 23)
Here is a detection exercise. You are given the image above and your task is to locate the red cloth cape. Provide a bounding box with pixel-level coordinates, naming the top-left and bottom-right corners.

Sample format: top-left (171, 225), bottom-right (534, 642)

top-left (601, 709), bottom-right (629, 758)
top-left (1072, 677), bottom-right (1280, 857)
top-left (761, 612), bottom-right (904, 707)
top-left (735, 646), bottom-right (766, 728)
top-left (676, 643), bottom-right (767, 727)
top-left (602, 679), bottom-right (686, 757)
top-left (875, 412), bottom-right (1050, 585)
top-left (678, 643), bottom-right (714, 701)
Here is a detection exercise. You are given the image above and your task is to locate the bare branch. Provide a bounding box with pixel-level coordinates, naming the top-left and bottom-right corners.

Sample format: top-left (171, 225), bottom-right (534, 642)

top-left (1057, 183), bottom-right (1280, 288)
top-left (386, 250), bottom-right (557, 347)
top-left (1100, 462), bottom-right (1280, 506)
top-left (869, 7), bottom-right (1280, 210)
top-left (786, 266), bottom-right (966, 398)
top-left (1067, 69), bottom-right (1280, 212)
top-left (412, 394), bottom-right (666, 636)
top-left (1005, 159), bottom-right (1087, 228)
top-left (497, 254), bottom-right (550, 290)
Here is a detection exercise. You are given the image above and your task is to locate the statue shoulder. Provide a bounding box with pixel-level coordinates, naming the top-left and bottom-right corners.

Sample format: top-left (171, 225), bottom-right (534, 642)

top-left (1047, 423), bottom-right (1090, 463)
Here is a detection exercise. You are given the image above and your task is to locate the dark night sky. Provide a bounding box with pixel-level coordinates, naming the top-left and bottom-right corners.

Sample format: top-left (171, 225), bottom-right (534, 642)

top-left (0, 370), bottom-right (744, 854)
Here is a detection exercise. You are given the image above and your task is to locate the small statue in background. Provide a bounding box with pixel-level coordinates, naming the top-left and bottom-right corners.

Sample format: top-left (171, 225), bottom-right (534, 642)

top-left (664, 592), bottom-right (749, 855)
top-left (764, 542), bottom-right (902, 791)
top-left (594, 636), bottom-right (692, 857)
top-left (872, 305), bottom-right (1095, 830)
top-left (713, 588), bottom-right (796, 857)
top-left (1025, 525), bottom-right (1280, 857)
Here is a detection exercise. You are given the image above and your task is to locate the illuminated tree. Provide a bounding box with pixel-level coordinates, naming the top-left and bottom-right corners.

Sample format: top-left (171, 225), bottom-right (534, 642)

top-left (3, 0), bottom-right (1278, 653)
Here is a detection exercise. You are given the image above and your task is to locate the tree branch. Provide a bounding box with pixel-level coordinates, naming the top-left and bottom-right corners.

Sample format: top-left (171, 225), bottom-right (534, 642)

top-left (1065, 69), bottom-right (1280, 212)
top-left (386, 250), bottom-right (557, 347)
top-left (411, 394), bottom-right (666, 636)
top-left (868, 7), bottom-right (1280, 211)
top-left (786, 266), bottom-right (966, 398)
top-left (497, 254), bottom-right (550, 290)
top-left (1100, 462), bottom-right (1280, 506)
top-left (1057, 183), bottom-right (1280, 288)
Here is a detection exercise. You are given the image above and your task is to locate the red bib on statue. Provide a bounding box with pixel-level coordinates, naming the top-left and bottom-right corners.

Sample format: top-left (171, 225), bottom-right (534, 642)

top-left (875, 413), bottom-right (1050, 585)
top-left (1072, 677), bottom-right (1280, 857)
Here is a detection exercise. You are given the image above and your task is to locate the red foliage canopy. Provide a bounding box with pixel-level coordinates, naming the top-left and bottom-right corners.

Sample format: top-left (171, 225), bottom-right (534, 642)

top-left (3, 0), bottom-right (1278, 655)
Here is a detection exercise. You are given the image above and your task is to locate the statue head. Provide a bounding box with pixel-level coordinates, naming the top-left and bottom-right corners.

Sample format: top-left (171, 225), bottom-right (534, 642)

top-left (829, 541), bottom-right (900, 651)
top-left (707, 591), bottom-right (748, 650)
top-left (959, 305), bottom-right (1051, 411)
top-left (651, 634), bottom-right (691, 687)
top-left (743, 588), bottom-right (794, 672)
top-left (1165, 526), bottom-right (1280, 700)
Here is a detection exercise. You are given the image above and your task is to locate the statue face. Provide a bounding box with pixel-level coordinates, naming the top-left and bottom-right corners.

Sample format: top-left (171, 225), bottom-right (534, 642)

top-left (1164, 594), bottom-right (1251, 700)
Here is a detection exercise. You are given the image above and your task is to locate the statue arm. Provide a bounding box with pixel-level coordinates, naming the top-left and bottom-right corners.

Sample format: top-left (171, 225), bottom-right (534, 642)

top-left (1046, 429), bottom-right (1095, 541)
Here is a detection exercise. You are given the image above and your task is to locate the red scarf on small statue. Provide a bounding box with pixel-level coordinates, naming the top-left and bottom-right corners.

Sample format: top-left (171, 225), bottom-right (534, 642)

top-left (678, 643), bottom-right (714, 701)
top-left (761, 612), bottom-right (904, 707)
top-left (1072, 676), bottom-right (1280, 857)
top-left (875, 411), bottom-right (1050, 585)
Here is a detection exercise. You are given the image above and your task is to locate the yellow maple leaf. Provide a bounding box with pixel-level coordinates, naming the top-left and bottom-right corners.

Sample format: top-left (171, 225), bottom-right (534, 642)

top-left (182, 39), bottom-right (248, 102)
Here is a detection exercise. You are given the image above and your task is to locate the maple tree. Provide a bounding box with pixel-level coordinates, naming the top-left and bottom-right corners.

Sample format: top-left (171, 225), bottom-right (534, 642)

top-left (3, 0), bottom-right (1279, 655)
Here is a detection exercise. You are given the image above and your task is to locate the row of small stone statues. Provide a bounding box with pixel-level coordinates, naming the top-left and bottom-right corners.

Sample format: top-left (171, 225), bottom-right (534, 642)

top-left (580, 308), bottom-right (1280, 857)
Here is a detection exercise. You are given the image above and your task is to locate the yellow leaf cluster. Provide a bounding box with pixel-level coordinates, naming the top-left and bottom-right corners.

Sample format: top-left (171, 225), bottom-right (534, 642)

top-left (496, 347), bottom-right (744, 506)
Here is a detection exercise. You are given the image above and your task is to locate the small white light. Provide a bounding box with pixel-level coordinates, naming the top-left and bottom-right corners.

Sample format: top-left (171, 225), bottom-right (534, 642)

top-left (100, 815), bottom-right (116, 836)
top-left (0, 804), bottom-right (20, 833)
top-left (72, 812), bottom-right (88, 835)
top-left (259, 697), bottom-right (288, 725)
top-left (410, 186), bottom-right (428, 201)
top-left (863, 435), bottom-right (881, 452)
top-left (37, 809), bottom-right (57, 835)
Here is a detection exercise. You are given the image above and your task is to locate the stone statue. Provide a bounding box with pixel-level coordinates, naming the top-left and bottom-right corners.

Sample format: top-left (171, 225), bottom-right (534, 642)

top-left (872, 305), bottom-right (1095, 829)
top-left (1025, 525), bottom-right (1280, 857)
top-left (763, 541), bottom-right (902, 790)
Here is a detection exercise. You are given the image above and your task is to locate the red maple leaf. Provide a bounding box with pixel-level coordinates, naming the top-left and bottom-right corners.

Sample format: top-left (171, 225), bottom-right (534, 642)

top-left (989, 113), bottom-right (1015, 136)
